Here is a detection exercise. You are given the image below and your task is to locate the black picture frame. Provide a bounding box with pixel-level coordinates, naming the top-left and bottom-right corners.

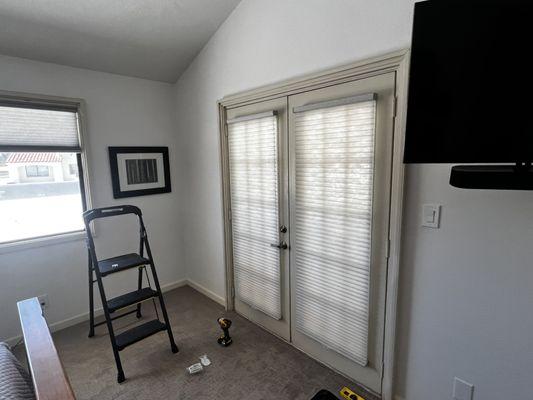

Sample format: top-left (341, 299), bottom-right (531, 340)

top-left (108, 146), bottom-right (171, 199)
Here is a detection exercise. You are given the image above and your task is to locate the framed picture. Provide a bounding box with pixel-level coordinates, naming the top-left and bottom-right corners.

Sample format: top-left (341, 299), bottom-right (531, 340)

top-left (108, 146), bottom-right (171, 198)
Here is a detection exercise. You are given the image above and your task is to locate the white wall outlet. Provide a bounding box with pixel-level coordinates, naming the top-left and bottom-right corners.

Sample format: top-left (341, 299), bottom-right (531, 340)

top-left (37, 294), bottom-right (49, 309)
top-left (421, 204), bottom-right (441, 228)
top-left (453, 377), bottom-right (474, 400)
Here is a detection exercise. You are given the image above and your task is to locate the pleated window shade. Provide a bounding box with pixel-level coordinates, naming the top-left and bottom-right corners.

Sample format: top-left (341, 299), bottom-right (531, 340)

top-left (293, 96), bottom-right (376, 366)
top-left (227, 113), bottom-right (282, 319)
top-left (0, 104), bottom-right (80, 151)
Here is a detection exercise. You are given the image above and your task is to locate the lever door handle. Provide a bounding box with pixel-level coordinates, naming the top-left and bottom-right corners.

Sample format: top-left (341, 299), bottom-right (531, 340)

top-left (270, 241), bottom-right (288, 250)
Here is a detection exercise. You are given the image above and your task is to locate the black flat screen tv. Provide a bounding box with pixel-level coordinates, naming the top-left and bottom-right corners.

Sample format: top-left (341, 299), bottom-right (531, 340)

top-left (404, 0), bottom-right (533, 164)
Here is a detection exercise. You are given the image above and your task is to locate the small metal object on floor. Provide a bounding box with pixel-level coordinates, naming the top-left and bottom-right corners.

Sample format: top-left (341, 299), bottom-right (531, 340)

top-left (186, 363), bottom-right (203, 375)
top-left (199, 354), bottom-right (211, 366)
top-left (186, 354), bottom-right (212, 374)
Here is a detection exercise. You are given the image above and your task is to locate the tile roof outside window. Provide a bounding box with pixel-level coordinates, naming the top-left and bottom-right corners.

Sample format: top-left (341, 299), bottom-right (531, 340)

top-left (6, 152), bottom-right (62, 163)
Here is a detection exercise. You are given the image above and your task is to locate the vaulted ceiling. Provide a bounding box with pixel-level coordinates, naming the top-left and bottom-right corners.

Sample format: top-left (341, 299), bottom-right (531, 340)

top-left (0, 0), bottom-right (241, 83)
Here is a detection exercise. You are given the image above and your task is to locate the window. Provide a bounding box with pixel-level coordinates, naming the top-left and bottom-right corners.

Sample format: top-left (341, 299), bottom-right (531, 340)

top-left (227, 112), bottom-right (282, 320)
top-left (292, 95), bottom-right (377, 366)
top-left (26, 165), bottom-right (50, 177)
top-left (68, 163), bottom-right (79, 177)
top-left (0, 97), bottom-right (88, 244)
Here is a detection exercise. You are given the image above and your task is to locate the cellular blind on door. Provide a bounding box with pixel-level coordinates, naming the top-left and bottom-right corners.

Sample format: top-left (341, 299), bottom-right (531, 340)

top-left (227, 112), bottom-right (282, 319)
top-left (0, 103), bottom-right (80, 151)
top-left (293, 94), bottom-right (377, 366)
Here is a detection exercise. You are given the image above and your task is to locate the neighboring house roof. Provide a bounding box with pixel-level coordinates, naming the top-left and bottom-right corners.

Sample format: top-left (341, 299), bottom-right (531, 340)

top-left (6, 153), bottom-right (62, 163)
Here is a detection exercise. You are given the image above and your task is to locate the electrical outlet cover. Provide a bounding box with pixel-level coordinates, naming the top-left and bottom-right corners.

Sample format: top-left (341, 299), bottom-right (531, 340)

top-left (453, 377), bottom-right (474, 400)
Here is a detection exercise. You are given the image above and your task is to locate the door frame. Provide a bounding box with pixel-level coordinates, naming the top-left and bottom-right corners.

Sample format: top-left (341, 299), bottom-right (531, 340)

top-left (218, 49), bottom-right (410, 400)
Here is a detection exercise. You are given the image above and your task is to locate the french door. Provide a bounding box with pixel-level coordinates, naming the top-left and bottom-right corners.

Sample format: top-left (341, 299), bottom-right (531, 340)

top-left (226, 97), bottom-right (291, 341)
top-left (288, 73), bottom-right (394, 392)
top-left (225, 73), bottom-right (395, 394)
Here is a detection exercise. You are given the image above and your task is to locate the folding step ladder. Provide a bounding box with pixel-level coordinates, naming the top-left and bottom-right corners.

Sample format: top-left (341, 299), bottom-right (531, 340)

top-left (83, 205), bottom-right (178, 383)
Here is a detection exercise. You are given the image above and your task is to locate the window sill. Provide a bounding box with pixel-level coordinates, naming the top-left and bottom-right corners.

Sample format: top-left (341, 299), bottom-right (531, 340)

top-left (0, 230), bottom-right (87, 255)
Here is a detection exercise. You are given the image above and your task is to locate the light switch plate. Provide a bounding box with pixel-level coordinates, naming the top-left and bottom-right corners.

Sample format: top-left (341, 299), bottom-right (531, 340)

top-left (421, 204), bottom-right (441, 228)
top-left (453, 377), bottom-right (474, 400)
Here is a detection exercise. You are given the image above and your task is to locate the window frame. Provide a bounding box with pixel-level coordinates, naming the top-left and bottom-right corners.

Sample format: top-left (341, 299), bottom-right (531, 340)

top-left (25, 165), bottom-right (51, 177)
top-left (0, 90), bottom-right (93, 253)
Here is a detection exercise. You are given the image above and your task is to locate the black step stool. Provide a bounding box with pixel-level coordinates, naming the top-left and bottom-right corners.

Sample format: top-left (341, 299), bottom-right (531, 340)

top-left (84, 205), bottom-right (178, 383)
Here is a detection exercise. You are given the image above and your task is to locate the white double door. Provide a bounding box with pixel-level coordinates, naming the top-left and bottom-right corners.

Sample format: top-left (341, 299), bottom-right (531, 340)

top-left (225, 73), bottom-right (395, 394)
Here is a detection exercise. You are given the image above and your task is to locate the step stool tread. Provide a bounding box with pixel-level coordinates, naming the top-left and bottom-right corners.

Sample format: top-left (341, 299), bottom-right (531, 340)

top-left (98, 253), bottom-right (150, 276)
top-left (115, 320), bottom-right (166, 351)
top-left (107, 288), bottom-right (159, 313)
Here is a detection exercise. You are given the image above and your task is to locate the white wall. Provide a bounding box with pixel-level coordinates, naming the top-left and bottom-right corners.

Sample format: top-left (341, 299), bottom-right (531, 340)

top-left (174, 1), bottom-right (533, 399)
top-left (396, 165), bottom-right (533, 400)
top-left (0, 54), bottom-right (185, 341)
top-left (174, 0), bottom-right (416, 300)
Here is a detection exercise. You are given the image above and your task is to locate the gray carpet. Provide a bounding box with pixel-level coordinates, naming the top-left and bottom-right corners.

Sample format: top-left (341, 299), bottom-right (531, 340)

top-left (16, 286), bottom-right (377, 400)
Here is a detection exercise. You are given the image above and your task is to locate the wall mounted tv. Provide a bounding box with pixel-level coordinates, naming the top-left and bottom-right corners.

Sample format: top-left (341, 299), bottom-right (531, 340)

top-left (404, 0), bottom-right (533, 189)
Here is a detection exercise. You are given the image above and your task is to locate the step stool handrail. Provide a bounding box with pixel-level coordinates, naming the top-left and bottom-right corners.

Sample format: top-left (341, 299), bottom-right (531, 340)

top-left (83, 205), bottom-right (142, 223)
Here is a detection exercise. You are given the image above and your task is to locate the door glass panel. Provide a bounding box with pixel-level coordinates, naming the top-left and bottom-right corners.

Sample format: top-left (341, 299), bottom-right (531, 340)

top-left (293, 97), bottom-right (377, 365)
top-left (228, 114), bottom-right (282, 319)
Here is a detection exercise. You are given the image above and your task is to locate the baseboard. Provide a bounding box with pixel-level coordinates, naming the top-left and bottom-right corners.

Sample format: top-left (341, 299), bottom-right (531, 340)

top-left (161, 278), bottom-right (188, 292)
top-left (3, 278), bottom-right (188, 347)
top-left (185, 279), bottom-right (226, 307)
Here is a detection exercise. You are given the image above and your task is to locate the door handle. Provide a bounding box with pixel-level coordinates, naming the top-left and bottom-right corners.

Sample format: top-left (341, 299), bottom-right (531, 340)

top-left (270, 241), bottom-right (288, 250)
